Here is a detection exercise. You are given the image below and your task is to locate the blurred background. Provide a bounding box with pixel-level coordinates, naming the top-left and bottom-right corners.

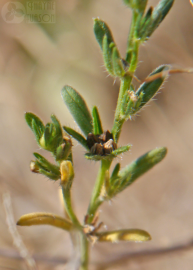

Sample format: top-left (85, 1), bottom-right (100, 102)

top-left (0, 0), bottom-right (193, 269)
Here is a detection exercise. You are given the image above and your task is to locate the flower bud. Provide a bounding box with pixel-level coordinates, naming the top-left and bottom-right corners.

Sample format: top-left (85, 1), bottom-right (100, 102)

top-left (30, 161), bottom-right (39, 173)
top-left (60, 160), bottom-right (74, 189)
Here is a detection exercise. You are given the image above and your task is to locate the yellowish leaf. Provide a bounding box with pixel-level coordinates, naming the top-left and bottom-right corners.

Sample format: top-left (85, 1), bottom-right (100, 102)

top-left (96, 229), bottom-right (151, 243)
top-left (17, 212), bottom-right (72, 231)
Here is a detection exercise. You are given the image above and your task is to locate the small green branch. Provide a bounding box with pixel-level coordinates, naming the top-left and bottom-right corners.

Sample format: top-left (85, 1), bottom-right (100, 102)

top-left (87, 159), bottom-right (111, 223)
top-left (129, 38), bottom-right (140, 73)
top-left (126, 10), bottom-right (139, 63)
top-left (112, 11), bottom-right (140, 143)
top-left (111, 75), bottom-right (132, 142)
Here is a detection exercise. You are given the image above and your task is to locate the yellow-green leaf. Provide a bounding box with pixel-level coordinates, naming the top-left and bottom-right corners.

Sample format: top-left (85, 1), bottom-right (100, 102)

top-left (17, 212), bottom-right (72, 231)
top-left (96, 229), bottom-right (151, 243)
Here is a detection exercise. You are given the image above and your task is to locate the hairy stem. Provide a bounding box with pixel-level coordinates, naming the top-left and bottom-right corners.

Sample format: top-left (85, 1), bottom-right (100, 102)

top-left (112, 11), bottom-right (140, 143)
top-left (126, 10), bottom-right (138, 63)
top-left (87, 159), bottom-right (111, 223)
top-left (111, 75), bottom-right (132, 142)
top-left (62, 187), bottom-right (81, 228)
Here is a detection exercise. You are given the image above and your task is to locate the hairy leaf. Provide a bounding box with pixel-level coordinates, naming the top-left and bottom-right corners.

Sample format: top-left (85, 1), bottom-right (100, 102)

top-left (61, 85), bottom-right (93, 137)
top-left (92, 106), bottom-right (103, 135)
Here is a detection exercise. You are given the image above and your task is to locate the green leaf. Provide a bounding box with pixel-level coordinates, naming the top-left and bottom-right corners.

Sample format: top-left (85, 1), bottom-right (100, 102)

top-left (50, 114), bottom-right (63, 139)
top-left (111, 163), bottom-right (120, 179)
top-left (85, 145), bottom-right (131, 161)
top-left (40, 122), bottom-right (62, 152)
top-left (93, 18), bottom-right (114, 51)
top-left (31, 119), bottom-right (42, 143)
top-left (111, 145), bottom-right (131, 156)
top-left (94, 19), bottom-right (124, 78)
top-left (85, 153), bottom-right (113, 161)
top-left (38, 169), bottom-right (60, 180)
top-left (96, 228), bottom-right (151, 242)
top-left (33, 152), bottom-right (60, 176)
top-left (146, 0), bottom-right (174, 39)
top-left (92, 106), bottom-right (103, 135)
top-left (109, 147), bottom-right (167, 197)
top-left (44, 123), bottom-right (55, 148)
top-left (55, 143), bottom-right (71, 162)
top-left (137, 7), bottom-right (153, 40)
top-left (25, 112), bottom-right (45, 143)
top-left (123, 0), bottom-right (148, 13)
top-left (102, 35), bottom-right (114, 76)
top-left (153, 0), bottom-right (174, 25)
top-left (63, 126), bottom-right (89, 150)
top-left (61, 85), bottom-right (93, 137)
top-left (30, 159), bottom-right (60, 180)
top-left (112, 46), bottom-right (125, 77)
top-left (135, 65), bottom-right (170, 112)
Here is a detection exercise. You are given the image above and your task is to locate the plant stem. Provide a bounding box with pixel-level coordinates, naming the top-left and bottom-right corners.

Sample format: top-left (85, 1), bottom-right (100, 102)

top-left (112, 11), bottom-right (140, 143)
top-left (80, 233), bottom-right (89, 270)
top-left (62, 188), bottom-right (89, 270)
top-left (126, 10), bottom-right (138, 63)
top-left (111, 75), bottom-right (132, 142)
top-left (87, 159), bottom-right (111, 223)
top-left (129, 38), bottom-right (140, 73)
top-left (62, 187), bottom-right (81, 228)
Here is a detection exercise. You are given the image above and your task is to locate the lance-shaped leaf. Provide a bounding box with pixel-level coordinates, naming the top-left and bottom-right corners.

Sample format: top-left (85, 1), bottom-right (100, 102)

top-left (55, 142), bottom-right (72, 162)
top-left (123, 0), bottom-right (148, 13)
top-left (85, 145), bottom-right (131, 161)
top-left (17, 212), bottom-right (72, 231)
top-left (25, 112), bottom-right (45, 143)
top-left (50, 115), bottom-right (63, 140)
top-left (33, 153), bottom-right (60, 175)
top-left (93, 18), bottom-right (114, 51)
top-left (30, 161), bottom-right (60, 180)
top-left (134, 65), bottom-right (170, 112)
top-left (92, 106), bottom-right (103, 135)
top-left (153, 0), bottom-right (174, 26)
top-left (137, 7), bottom-right (153, 40)
top-left (145, 0), bottom-right (174, 39)
top-left (102, 35), bottom-right (114, 76)
top-left (102, 35), bottom-right (125, 77)
top-left (30, 153), bottom-right (60, 180)
top-left (112, 46), bottom-right (125, 77)
top-left (63, 126), bottom-right (89, 150)
top-left (111, 163), bottom-right (120, 179)
top-left (108, 147), bottom-right (167, 197)
top-left (94, 19), bottom-right (124, 78)
top-left (61, 85), bottom-right (93, 137)
top-left (96, 229), bottom-right (151, 243)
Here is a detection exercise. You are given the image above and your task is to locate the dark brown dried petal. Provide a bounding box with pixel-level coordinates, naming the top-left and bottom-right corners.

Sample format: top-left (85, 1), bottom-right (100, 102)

top-left (103, 139), bottom-right (113, 154)
top-left (103, 139), bottom-right (117, 154)
top-left (87, 133), bottom-right (100, 149)
top-left (91, 143), bottom-right (104, 155)
top-left (99, 130), bottom-right (113, 143)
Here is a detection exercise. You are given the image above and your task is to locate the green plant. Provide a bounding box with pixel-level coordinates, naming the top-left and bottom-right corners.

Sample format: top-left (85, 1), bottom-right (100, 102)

top-left (16, 0), bottom-right (190, 269)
